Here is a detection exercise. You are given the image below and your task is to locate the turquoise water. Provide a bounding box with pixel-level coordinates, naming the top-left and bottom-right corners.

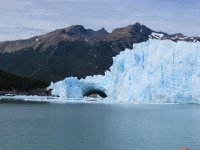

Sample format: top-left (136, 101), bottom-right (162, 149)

top-left (0, 102), bottom-right (200, 150)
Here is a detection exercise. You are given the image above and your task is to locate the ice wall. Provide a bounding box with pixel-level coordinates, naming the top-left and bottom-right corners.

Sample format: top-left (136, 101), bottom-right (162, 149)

top-left (48, 39), bottom-right (200, 103)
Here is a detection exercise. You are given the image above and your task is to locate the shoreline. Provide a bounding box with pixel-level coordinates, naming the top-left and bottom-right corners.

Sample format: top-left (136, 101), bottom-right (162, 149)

top-left (0, 95), bottom-right (199, 105)
top-left (0, 88), bottom-right (51, 97)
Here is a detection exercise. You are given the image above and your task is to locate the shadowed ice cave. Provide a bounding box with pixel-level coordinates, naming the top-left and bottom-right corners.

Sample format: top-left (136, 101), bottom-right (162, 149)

top-left (83, 89), bottom-right (107, 98)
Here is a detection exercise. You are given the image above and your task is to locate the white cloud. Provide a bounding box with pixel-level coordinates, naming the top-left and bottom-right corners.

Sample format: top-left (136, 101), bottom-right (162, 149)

top-left (0, 0), bottom-right (200, 41)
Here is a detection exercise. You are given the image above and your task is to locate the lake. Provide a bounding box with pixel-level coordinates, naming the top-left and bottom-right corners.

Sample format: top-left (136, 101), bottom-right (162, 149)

top-left (0, 102), bottom-right (200, 150)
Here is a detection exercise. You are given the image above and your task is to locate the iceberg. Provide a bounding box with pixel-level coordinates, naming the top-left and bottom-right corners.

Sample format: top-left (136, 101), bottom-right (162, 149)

top-left (48, 39), bottom-right (200, 103)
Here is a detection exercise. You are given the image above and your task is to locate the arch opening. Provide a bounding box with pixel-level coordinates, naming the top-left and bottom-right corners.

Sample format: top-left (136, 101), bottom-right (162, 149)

top-left (83, 89), bottom-right (107, 98)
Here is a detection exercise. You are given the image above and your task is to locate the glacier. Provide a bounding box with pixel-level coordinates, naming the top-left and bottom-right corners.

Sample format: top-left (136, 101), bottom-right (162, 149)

top-left (48, 39), bottom-right (200, 103)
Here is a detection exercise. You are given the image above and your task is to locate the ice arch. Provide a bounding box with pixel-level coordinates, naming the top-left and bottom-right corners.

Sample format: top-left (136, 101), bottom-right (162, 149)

top-left (48, 77), bottom-right (108, 99)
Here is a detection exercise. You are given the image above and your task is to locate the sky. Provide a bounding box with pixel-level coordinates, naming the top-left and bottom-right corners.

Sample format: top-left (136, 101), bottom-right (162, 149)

top-left (0, 0), bottom-right (200, 41)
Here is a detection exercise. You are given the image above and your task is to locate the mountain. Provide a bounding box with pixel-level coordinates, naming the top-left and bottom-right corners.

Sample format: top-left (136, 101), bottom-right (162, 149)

top-left (0, 25), bottom-right (109, 53)
top-left (0, 22), bottom-right (199, 82)
top-left (49, 39), bottom-right (200, 103)
top-left (0, 69), bottom-right (48, 95)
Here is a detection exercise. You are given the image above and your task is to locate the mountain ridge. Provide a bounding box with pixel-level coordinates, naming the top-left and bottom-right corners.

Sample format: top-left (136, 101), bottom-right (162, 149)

top-left (0, 22), bottom-right (199, 82)
top-left (1, 22), bottom-right (199, 53)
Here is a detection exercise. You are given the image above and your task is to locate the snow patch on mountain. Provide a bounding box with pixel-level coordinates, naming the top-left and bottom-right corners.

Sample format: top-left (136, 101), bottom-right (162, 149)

top-left (150, 32), bottom-right (164, 39)
top-left (48, 39), bottom-right (200, 103)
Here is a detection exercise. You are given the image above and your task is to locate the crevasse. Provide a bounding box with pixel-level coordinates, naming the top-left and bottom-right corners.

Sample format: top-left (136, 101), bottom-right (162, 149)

top-left (48, 39), bottom-right (200, 103)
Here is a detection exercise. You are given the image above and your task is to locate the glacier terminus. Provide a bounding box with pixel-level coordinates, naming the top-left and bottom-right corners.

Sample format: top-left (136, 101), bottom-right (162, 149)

top-left (48, 39), bottom-right (200, 103)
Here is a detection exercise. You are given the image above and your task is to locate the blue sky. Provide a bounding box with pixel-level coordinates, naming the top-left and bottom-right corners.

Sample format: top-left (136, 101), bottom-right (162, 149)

top-left (0, 0), bottom-right (200, 41)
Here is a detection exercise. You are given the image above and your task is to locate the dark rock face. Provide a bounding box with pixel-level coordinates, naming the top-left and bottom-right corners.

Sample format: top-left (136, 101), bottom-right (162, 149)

top-left (0, 23), bottom-right (199, 82)
top-left (107, 23), bottom-right (153, 52)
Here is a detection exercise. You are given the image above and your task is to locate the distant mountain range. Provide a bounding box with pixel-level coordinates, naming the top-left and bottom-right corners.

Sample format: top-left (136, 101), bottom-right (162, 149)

top-left (0, 22), bottom-right (199, 82)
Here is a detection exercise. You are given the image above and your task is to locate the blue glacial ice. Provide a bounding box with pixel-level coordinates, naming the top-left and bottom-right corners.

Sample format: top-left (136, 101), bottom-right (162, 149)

top-left (48, 39), bottom-right (200, 103)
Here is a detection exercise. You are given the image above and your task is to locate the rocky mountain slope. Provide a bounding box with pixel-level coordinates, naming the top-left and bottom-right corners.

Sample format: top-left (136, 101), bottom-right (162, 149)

top-left (0, 23), bottom-right (199, 82)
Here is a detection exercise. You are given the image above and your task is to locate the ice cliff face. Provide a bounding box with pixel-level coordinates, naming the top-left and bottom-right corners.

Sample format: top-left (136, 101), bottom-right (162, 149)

top-left (48, 39), bottom-right (200, 103)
